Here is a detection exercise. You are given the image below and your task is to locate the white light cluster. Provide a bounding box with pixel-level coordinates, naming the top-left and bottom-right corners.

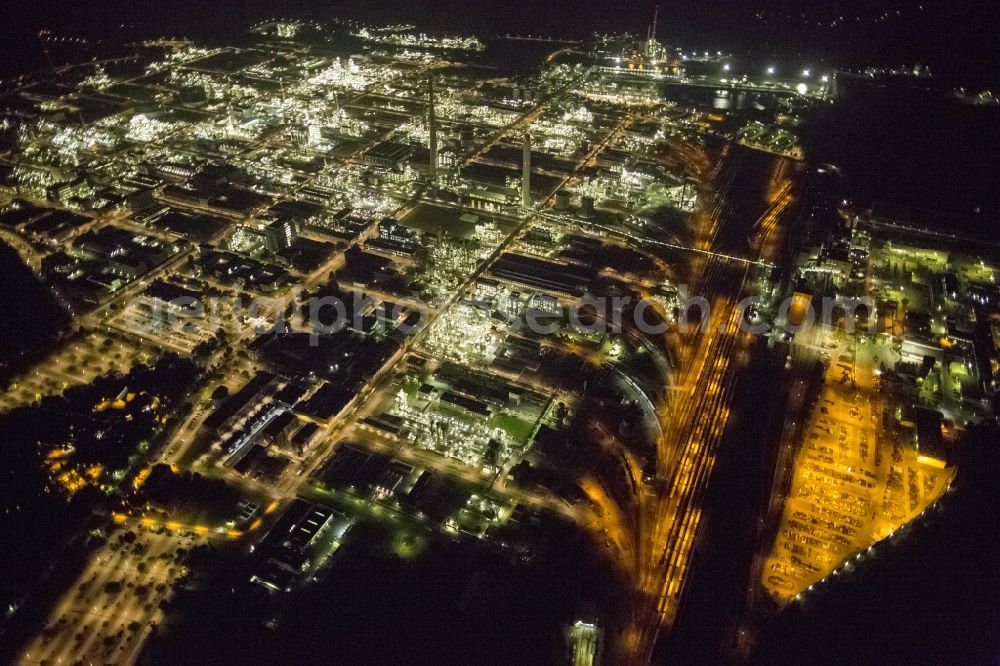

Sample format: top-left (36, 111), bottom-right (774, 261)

top-left (355, 28), bottom-right (484, 52)
top-left (305, 58), bottom-right (387, 93)
top-left (143, 44), bottom-right (217, 74)
top-left (438, 97), bottom-right (519, 128)
top-left (423, 301), bottom-right (500, 365)
top-left (126, 114), bottom-right (174, 143)
top-left (533, 120), bottom-right (584, 157)
top-left (420, 240), bottom-right (483, 303)
top-left (396, 118), bottom-right (430, 146)
top-left (390, 388), bottom-right (515, 470)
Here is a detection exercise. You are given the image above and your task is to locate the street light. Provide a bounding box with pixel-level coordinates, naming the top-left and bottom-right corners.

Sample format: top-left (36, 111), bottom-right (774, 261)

top-left (766, 66), bottom-right (775, 76)
top-left (802, 68), bottom-right (811, 77)
top-left (723, 63), bottom-right (731, 72)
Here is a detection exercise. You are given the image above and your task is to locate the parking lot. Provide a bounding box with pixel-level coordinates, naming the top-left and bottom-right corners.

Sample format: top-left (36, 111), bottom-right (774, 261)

top-left (0, 330), bottom-right (151, 412)
top-left (763, 336), bottom-right (953, 601)
top-left (21, 525), bottom-right (205, 666)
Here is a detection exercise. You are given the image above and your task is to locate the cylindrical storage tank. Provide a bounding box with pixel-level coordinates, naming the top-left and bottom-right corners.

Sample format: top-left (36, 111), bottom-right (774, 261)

top-left (460, 127), bottom-right (475, 151)
top-left (555, 190), bottom-right (570, 211)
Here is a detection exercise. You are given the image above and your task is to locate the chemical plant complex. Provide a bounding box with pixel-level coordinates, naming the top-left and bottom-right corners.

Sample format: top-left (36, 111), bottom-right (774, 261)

top-left (1, 15), bottom-right (998, 666)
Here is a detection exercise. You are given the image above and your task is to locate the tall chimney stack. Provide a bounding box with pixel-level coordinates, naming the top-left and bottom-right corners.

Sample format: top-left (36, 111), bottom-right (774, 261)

top-left (522, 133), bottom-right (532, 210)
top-left (428, 76), bottom-right (438, 185)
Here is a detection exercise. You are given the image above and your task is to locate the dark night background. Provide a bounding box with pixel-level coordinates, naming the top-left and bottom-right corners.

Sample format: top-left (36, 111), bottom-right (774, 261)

top-left (2, 0), bottom-right (997, 87)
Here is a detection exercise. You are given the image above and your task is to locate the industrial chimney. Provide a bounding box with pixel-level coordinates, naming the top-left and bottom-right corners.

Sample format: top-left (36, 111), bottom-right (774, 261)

top-left (428, 76), bottom-right (438, 185)
top-left (522, 133), bottom-right (532, 210)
